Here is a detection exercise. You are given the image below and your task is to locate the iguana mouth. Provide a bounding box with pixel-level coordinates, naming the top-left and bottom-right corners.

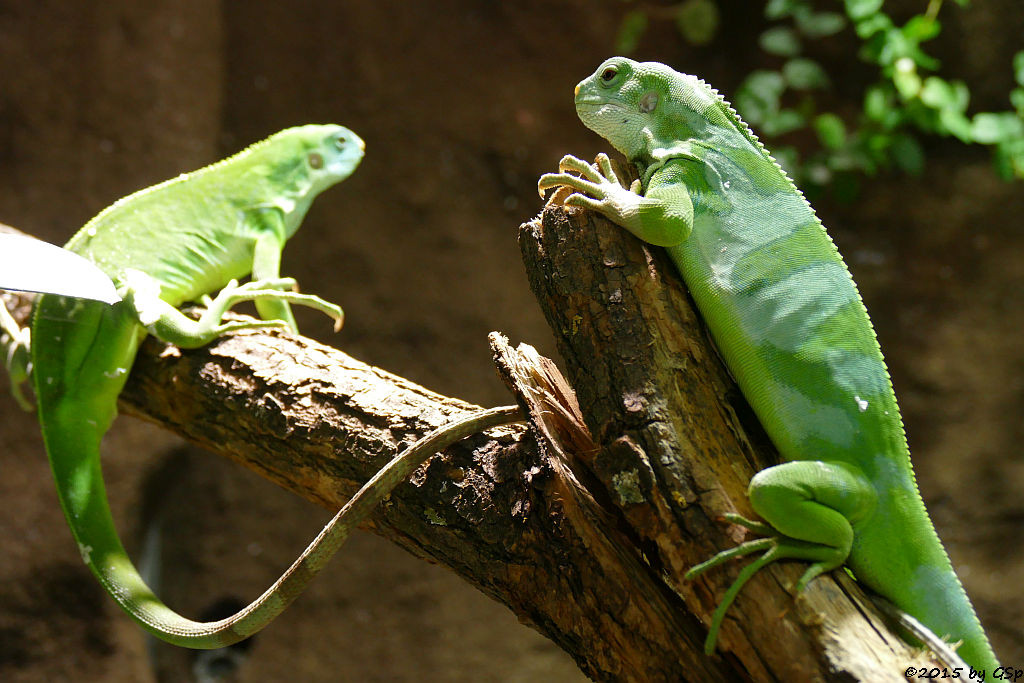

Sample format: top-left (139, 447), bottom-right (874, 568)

top-left (575, 100), bottom-right (628, 119)
top-left (575, 96), bottom-right (617, 108)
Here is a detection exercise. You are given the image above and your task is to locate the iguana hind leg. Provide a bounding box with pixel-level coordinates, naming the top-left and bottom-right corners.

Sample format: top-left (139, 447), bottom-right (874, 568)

top-left (685, 460), bottom-right (876, 653)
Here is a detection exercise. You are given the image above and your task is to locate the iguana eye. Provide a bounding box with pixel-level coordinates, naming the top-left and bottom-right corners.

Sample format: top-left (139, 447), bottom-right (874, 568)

top-left (601, 67), bottom-right (617, 82)
top-left (308, 152), bottom-right (324, 169)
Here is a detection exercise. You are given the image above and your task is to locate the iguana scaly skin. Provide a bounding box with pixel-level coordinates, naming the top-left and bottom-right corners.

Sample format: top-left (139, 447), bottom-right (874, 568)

top-left (539, 57), bottom-right (998, 671)
top-left (30, 125), bottom-right (371, 648)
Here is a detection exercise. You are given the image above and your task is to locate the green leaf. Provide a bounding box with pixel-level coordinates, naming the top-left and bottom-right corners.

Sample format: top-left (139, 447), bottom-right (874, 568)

top-left (796, 11), bottom-right (846, 38)
top-left (1011, 88), bottom-right (1024, 116)
top-left (759, 26), bottom-right (801, 57)
top-left (890, 133), bottom-right (924, 174)
top-left (1014, 51), bottom-right (1024, 87)
top-left (971, 112), bottom-right (1024, 144)
top-left (735, 71), bottom-right (786, 126)
top-left (847, 142), bottom-right (877, 175)
top-left (783, 58), bottom-right (829, 89)
top-left (762, 108), bottom-right (806, 136)
top-left (939, 108), bottom-right (973, 142)
top-left (1010, 139), bottom-right (1024, 179)
top-left (874, 26), bottom-right (940, 69)
top-left (902, 15), bottom-right (940, 43)
top-left (919, 77), bottom-right (950, 107)
top-left (910, 48), bottom-right (941, 72)
top-left (844, 0), bottom-right (883, 22)
top-left (854, 12), bottom-right (891, 39)
top-left (765, 0), bottom-right (801, 20)
top-left (991, 138), bottom-right (1024, 180)
top-left (920, 77), bottom-right (969, 112)
top-left (615, 10), bottom-right (647, 54)
top-left (951, 81), bottom-right (970, 111)
top-left (893, 59), bottom-right (922, 100)
top-left (769, 145), bottom-right (801, 179)
top-left (675, 0), bottom-right (720, 46)
top-left (863, 85), bottom-right (891, 121)
top-left (865, 132), bottom-right (893, 164)
top-left (814, 113), bottom-right (847, 150)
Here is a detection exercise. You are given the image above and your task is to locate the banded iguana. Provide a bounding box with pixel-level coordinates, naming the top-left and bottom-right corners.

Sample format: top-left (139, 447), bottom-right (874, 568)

top-left (538, 57), bottom-right (998, 672)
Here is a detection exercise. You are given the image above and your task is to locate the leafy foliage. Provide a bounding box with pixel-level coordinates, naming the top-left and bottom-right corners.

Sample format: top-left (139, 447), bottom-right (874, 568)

top-left (616, 0), bottom-right (1024, 194)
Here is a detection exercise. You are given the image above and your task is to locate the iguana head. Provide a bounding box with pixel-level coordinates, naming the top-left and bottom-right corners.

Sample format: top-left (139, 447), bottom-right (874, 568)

top-left (244, 124), bottom-right (364, 197)
top-left (240, 124), bottom-right (365, 235)
top-left (277, 124), bottom-right (365, 194)
top-left (574, 57), bottom-right (729, 162)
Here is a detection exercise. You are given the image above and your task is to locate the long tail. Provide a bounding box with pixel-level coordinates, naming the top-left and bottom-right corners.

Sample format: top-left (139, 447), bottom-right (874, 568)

top-left (878, 533), bottom-right (1000, 672)
top-left (32, 294), bottom-right (526, 648)
top-left (42, 397), bottom-right (522, 649)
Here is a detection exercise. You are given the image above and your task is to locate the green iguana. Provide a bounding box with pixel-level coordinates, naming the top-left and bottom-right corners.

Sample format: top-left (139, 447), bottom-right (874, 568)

top-left (19, 125), bottom-right (371, 647)
top-left (538, 57), bottom-right (998, 672)
top-left (2, 126), bottom-right (525, 650)
top-left (4, 125), bottom-right (388, 648)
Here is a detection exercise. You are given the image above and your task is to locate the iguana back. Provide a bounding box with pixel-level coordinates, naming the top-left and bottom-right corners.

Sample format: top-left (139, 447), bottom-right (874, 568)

top-left (663, 86), bottom-right (988, 664)
top-left (66, 127), bottom-right (342, 301)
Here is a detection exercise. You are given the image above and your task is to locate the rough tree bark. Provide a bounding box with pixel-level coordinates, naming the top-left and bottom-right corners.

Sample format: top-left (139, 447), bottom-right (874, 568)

top-left (1, 218), bottom-right (939, 681)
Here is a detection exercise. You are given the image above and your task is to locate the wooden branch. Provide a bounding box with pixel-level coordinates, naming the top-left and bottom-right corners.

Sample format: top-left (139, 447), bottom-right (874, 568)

top-left (2, 217), bottom-right (942, 681)
top-left (518, 205), bottom-right (939, 681)
top-left (0, 224), bottom-right (718, 681)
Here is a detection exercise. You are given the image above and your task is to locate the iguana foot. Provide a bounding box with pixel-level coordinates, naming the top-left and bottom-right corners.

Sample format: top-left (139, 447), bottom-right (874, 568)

top-left (537, 153), bottom-right (692, 246)
top-left (121, 271), bottom-right (344, 349)
top-left (204, 278), bottom-right (344, 332)
top-left (681, 460), bottom-right (871, 653)
top-left (537, 153), bottom-right (640, 208)
top-left (685, 513), bottom-right (848, 654)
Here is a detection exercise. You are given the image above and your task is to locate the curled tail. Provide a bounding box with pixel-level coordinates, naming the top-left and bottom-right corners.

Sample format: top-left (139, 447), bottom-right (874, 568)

top-left (45, 400), bottom-right (521, 648)
top-left (33, 297), bottom-right (521, 648)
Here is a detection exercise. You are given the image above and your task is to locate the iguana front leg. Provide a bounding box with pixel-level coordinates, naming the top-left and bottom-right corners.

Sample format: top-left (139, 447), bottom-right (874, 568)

top-left (538, 153), bottom-right (694, 247)
top-left (251, 213), bottom-right (299, 332)
top-left (121, 269), bottom-right (343, 349)
top-left (246, 207), bottom-right (347, 333)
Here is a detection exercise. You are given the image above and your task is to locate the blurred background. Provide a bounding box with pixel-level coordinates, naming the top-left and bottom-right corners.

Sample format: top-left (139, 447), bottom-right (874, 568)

top-left (0, 1), bottom-right (1021, 680)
